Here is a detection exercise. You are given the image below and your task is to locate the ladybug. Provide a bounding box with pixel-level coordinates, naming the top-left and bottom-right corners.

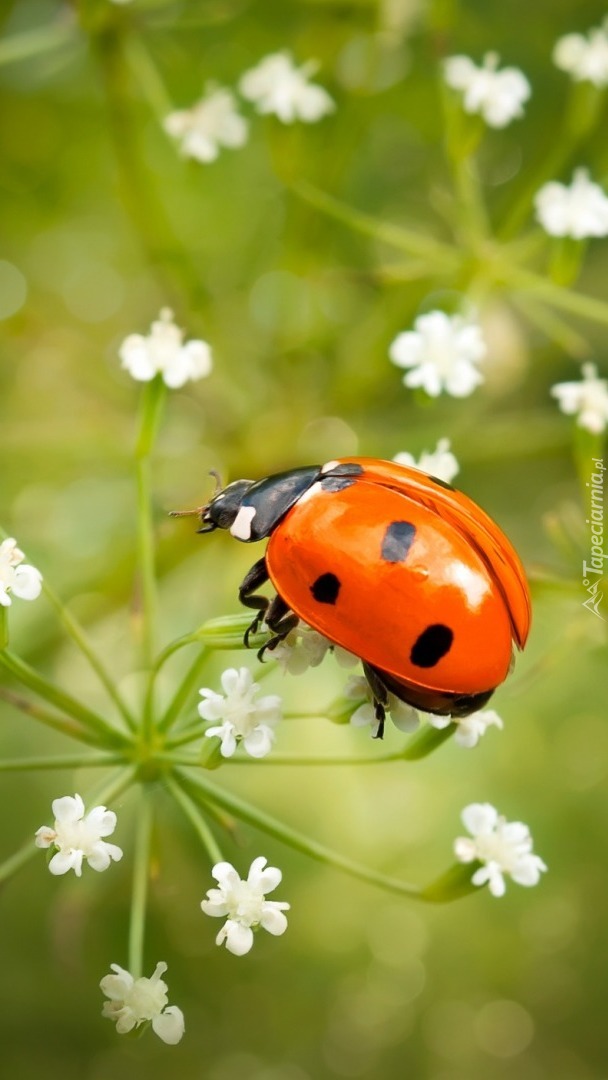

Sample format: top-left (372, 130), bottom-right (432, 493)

top-left (180, 458), bottom-right (531, 737)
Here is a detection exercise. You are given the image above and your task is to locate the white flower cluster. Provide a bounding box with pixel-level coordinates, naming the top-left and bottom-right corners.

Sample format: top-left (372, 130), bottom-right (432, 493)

top-left (35, 793), bottom-right (123, 876)
top-left (0, 537), bottom-right (42, 607)
top-left (272, 622), bottom-right (358, 675)
top-left (119, 307), bottom-right (212, 389)
top-left (444, 52), bottom-right (531, 128)
top-left (535, 169), bottom-right (608, 240)
top-left (164, 52), bottom-right (333, 163)
top-left (551, 362), bottom-right (608, 434)
top-left (429, 708), bottom-right (503, 749)
top-left (389, 311), bottom-right (486, 398)
top-left (455, 802), bottom-right (547, 897)
top-left (553, 19), bottom-right (608, 87)
top-left (201, 856), bottom-right (290, 956)
top-left (198, 666), bottom-right (282, 758)
top-left (393, 438), bottom-right (460, 485)
top-left (101, 962), bottom-right (185, 1044)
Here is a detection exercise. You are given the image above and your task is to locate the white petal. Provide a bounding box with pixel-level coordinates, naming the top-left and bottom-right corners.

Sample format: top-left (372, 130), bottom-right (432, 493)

top-left (153, 1006), bottom-right (185, 1044)
top-left (49, 848), bottom-right (83, 876)
top-left (461, 802), bottom-right (498, 836)
top-left (34, 826), bottom-right (56, 848)
top-left (260, 904), bottom-right (289, 936)
top-left (11, 564), bottom-right (42, 600)
top-left (220, 919), bottom-right (254, 956)
top-left (243, 724), bottom-right (275, 758)
top-left (51, 794), bottom-right (85, 824)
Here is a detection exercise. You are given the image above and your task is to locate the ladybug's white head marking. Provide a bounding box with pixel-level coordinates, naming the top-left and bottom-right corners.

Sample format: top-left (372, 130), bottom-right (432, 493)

top-left (297, 481), bottom-right (323, 505)
top-left (321, 460), bottom-right (341, 474)
top-left (230, 504), bottom-right (257, 541)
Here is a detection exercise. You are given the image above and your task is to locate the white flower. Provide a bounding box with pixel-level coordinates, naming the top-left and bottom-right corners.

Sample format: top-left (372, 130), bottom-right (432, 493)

top-left (389, 311), bottom-right (486, 398)
top-left (553, 20), bottom-right (608, 87)
top-left (429, 708), bottom-right (503, 748)
top-left (164, 85), bottom-right (248, 163)
top-left (393, 438), bottom-right (460, 485)
top-left (239, 51), bottom-right (334, 123)
top-left (119, 308), bottom-right (212, 389)
top-left (201, 856), bottom-right (290, 956)
top-left (454, 802), bottom-right (547, 897)
top-left (0, 537), bottom-right (42, 607)
top-left (199, 667), bottom-right (282, 758)
top-left (444, 52), bottom-right (531, 128)
top-left (534, 168), bottom-right (608, 239)
top-left (551, 362), bottom-right (608, 434)
top-left (35, 793), bottom-right (123, 876)
top-left (345, 675), bottom-right (419, 737)
top-left (272, 623), bottom-right (358, 675)
top-left (100, 962), bottom-right (184, 1044)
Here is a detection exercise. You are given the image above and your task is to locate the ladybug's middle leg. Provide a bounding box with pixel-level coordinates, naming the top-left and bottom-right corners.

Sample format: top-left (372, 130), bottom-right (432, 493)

top-left (257, 594), bottom-right (300, 661)
top-left (362, 662), bottom-right (389, 740)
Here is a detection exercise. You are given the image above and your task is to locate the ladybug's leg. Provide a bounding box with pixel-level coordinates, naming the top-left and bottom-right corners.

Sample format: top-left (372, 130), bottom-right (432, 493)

top-left (362, 663), bottom-right (389, 740)
top-left (239, 557), bottom-right (271, 645)
top-left (257, 594), bottom-right (300, 661)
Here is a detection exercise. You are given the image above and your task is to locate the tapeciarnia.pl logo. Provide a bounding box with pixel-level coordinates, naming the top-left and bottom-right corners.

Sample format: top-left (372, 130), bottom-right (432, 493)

top-left (582, 457), bottom-right (605, 619)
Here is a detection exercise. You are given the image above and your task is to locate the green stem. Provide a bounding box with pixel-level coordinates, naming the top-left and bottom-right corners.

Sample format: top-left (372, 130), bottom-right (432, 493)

top-left (0, 17), bottom-right (77, 68)
top-left (293, 181), bottom-right (460, 269)
top-left (0, 607), bottom-right (8, 650)
top-left (0, 840), bottom-right (38, 885)
top-left (510, 293), bottom-right (590, 358)
top-left (401, 722), bottom-right (455, 760)
top-left (123, 35), bottom-right (173, 118)
top-left (164, 775), bottom-right (223, 863)
top-left (178, 770), bottom-right (424, 900)
top-left (128, 790), bottom-right (153, 979)
top-left (504, 265), bottom-right (608, 327)
top-left (158, 646), bottom-right (209, 733)
top-left (0, 651), bottom-right (127, 747)
top-left (42, 580), bottom-right (136, 731)
top-left (0, 685), bottom-right (101, 746)
top-left (0, 752), bottom-right (123, 772)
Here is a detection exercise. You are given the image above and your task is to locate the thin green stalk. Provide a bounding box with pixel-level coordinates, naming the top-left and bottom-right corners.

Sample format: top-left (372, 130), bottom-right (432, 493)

top-left (0, 752), bottom-right (123, 772)
top-left (504, 265), bottom-right (608, 327)
top-left (42, 580), bottom-right (136, 731)
top-left (178, 770), bottom-right (423, 900)
top-left (0, 840), bottom-right (38, 884)
top-left (128, 790), bottom-right (153, 979)
top-left (164, 774), bottom-right (223, 863)
top-left (123, 35), bottom-right (173, 118)
top-left (0, 651), bottom-right (128, 746)
top-left (0, 17), bottom-right (76, 67)
top-left (293, 181), bottom-right (461, 269)
top-left (167, 750), bottom-right (405, 766)
top-left (158, 645), bottom-right (209, 733)
top-left (0, 685), bottom-right (101, 746)
top-left (511, 292), bottom-right (591, 358)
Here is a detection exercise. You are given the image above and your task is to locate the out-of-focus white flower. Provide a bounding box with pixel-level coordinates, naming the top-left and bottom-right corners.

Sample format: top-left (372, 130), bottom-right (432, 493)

top-left (100, 962), bottom-right (184, 1044)
top-left (239, 51), bottom-right (334, 123)
top-left (393, 438), bottom-right (460, 484)
top-left (550, 362), bottom-right (608, 434)
top-left (389, 311), bottom-right (486, 398)
top-left (119, 308), bottom-right (212, 389)
top-left (345, 675), bottom-right (419, 737)
top-left (553, 20), bottom-right (608, 87)
top-left (0, 538), bottom-right (42, 607)
top-left (534, 168), bottom-right (608, 239)
top-left (454, 802), bottom-right (547, 897)
top-left (199, 667), bottom-right (282, 758)
top-left (272, 623), bottom-right (358, 675)
top-left (201, 857), bottom-right (290, 956)
top-left (444, 52), bottom-right (531, 128)
top-left (429, 708), bottom-right (503, 748)
top-left (164, 85), bottom-right (248, 163)
top-left (35, 793), bottom-right (123, 877)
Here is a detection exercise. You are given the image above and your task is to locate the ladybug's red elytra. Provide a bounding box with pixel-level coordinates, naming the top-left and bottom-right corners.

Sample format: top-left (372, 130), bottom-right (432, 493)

top-left (181, 457), bottom-right (531, 737)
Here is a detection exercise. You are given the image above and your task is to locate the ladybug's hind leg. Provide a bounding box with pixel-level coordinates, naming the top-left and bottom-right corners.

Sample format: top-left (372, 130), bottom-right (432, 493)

top-left (257, 594), bottom-right (300, 661)
top-left (362, 662), bottom-right (389, 740)
top-left (239, 557), bottom-right (271, 645)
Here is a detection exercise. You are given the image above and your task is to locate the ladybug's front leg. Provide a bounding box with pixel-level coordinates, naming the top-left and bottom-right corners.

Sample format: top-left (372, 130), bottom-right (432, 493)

top-left (362, 663), bottom-right (389, 740)
top-left (239, 557), bottom-right (271, 645)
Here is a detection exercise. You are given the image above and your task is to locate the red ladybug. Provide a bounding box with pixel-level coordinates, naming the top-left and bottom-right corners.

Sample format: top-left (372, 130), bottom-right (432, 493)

top-left (185, 457), bottom-right (531, 735)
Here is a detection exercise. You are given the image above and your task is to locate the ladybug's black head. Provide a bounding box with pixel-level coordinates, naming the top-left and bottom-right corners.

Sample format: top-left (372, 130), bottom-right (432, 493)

top-left (198, 479), bottom-right (256, 533)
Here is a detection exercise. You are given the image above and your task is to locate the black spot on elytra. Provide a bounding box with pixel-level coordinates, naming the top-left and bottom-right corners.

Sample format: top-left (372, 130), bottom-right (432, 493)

top-left (324, 462), bottom-right (364, 478)
top-left (381, 521), bottom-right (416, 563)
top-left (410, 624), bottom-right (453, 667)
top-left (310, 572), bottom-right (341, 605)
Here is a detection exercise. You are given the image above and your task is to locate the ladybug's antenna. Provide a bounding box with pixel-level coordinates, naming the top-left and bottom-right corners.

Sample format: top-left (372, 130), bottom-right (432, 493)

top-left (168, 471), bottom-right (223, 519)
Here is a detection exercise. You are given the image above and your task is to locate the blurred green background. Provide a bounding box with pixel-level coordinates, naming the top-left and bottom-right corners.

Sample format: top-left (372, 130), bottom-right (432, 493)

top-left (1, 0), bottom-right (607, 1077)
